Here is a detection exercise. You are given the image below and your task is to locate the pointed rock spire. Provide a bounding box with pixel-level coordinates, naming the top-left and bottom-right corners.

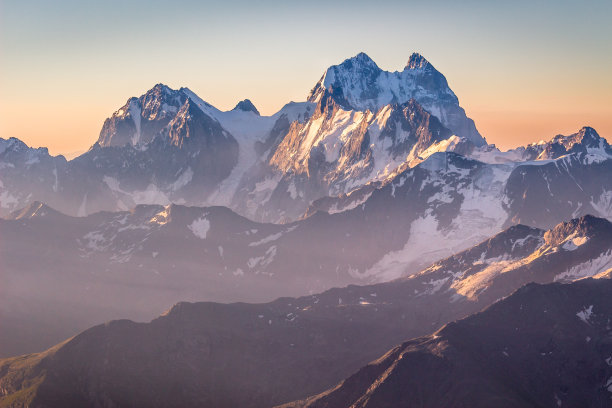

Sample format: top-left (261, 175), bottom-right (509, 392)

top-left (405, 52), bottom-right (431, 70)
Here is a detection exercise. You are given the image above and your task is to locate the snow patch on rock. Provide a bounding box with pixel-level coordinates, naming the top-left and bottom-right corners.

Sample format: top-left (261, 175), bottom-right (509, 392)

top-left (555, 250), bottom-right (612, 281)
top-left (171, 167), bottom-right (193, 191)
top-left (561, 235), bottom-right (589, 251)
top-left (576, 305), bottom-right (593, 324)
top-left (590, 190), bottom-right (612, 220)
top-left (188, 215), bottom-right (210, 239)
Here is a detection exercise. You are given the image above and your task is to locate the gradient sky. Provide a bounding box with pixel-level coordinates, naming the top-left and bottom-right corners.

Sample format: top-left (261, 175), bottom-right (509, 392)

top-left (1, 0), bottom-right (611, 156)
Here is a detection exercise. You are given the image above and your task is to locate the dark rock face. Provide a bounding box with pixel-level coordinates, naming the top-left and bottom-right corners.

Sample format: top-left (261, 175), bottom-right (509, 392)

top-left (98, 84), bottom-right (187, 147)
top-left (2, 113), bottom-right (611, 352)
top-left (0, 52), bottom-right (611, 408)
top-left (0, 137), bottom-right (97, 216)
top-left (405, 52), bottom-right (430, 69)
top-left (405, 214), bottom-right (612, 303)
top-left (94, 86), bottom-right (241, 201)
top-left (504, 153), bottom-right (612, 229)
top-left (232, 99), bottom-right (260, 115)
top-left (0, 85), bottom-right (242, 217)
top-left (281, 278), bottom-right (612, 408)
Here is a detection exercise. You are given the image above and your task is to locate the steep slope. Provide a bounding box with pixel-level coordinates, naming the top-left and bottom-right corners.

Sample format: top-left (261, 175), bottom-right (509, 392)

top-left (0, 137), bottom-right (77, 215)
top-left (0, 84), bottom-right (314, 219)
top-left (97, 83), bottom-right (188, 147)
top-left (2, 132), bottom-right (611, 357)
top-left (409, 214), bottom-right (612, 303)
top-left (535, 126), bottom-right (612, 160)
top-left (2, 56), bottom-right (609, 227)
top-left (0, 89), bottom-right (242, 217)
top-left (281, 278), bottom-right (612, 408)
top-left (0, 53), bottom-right (489, 222)
top-left (257, 97), bottom-right (455, 221)
top-left (0, 216), bottom-right (610, 407)
top-left (504, 129), bottom-right (612, 228)
top-left (2, 122), bottom-right (611, 354)
top-left (232, 98), bottom-right (260, 114)
top-left (0, 150), bottom-right (509, 356)
top-left (307, 52), bottom-right (485, 145)
top-left (303, 126), bottom-right (612, 277)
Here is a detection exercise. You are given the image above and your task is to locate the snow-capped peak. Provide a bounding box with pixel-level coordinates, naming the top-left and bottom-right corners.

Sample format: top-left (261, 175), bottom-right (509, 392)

top-left (545, 215), bottom-right (611, 248)
top-left (321, 52), bottom-right (380, 78)
top-left (405, 52), bottom-right (431, 70)
top-left (307, 52), bottom-right (485, 146)
top-left (97, 84), bottom-right (189, 147)
top-left (339, 52), bottom-right (379, 69)
top-left (551, 126), bottom-right (605, 149)
top-left (313, 52), bottom-right (381, 101)
top-left (533, 126), bottom-right (612, 161)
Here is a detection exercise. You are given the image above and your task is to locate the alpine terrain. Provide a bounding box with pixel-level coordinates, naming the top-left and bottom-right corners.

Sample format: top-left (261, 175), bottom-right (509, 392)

top-left (0, 51), bottom-right (611, 408)
top-left (0, 216), bottom-right (610, 407)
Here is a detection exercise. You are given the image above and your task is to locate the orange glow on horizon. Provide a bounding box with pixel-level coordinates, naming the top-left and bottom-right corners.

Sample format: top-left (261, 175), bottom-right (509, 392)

top-left (1, 96), bottom-right (611, 157)
top-left (471, 109), bottom-right (612, 150)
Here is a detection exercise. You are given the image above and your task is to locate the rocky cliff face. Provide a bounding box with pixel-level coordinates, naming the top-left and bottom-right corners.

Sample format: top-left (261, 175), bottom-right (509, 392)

top-left (307, 52), bottom-right (485, 146)
top-left (268, 97), bottom-right (453, 198)
top-left (98, 84), bottom-right (188, 147)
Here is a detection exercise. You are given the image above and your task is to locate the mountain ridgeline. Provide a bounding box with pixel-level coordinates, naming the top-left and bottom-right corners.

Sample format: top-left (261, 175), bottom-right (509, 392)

top-left (0, 215), bottom-right (610, 406)
top-left (281, 278), bottom-right (612, 408)
top-left (0, 52), bottom-right (611, 407)
top-left (1, 52), bottom-right (611, 357)
top-left (1, 52), bottom-right (490, 223)
top-left (1, 54), bottom-right (610, 227)
top-left (307, 52), bottom-right (485, 145)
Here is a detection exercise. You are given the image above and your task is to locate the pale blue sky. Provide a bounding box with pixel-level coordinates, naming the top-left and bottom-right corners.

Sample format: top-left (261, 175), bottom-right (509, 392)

top-left (1, 0), bottom-right (611, 154)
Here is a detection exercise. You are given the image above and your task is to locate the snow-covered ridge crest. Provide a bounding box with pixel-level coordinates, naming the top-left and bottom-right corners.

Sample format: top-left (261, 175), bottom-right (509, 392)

top-left (392, 215), bottom-right (612, 301)
top-left (97, 84), bottom-right (313, 149)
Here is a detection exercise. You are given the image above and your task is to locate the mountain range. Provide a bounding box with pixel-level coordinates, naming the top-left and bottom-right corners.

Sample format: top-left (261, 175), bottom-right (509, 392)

top-left (8, 52), bottom-right (608, 225)
top-left (0, 214), bottom-right (610, 406)
top-left (0, 52), bottom-right (611, 407)
top-left (1, 52), bottom-right (611, 357)
top-left (2, 159), bottom-right (611, 358)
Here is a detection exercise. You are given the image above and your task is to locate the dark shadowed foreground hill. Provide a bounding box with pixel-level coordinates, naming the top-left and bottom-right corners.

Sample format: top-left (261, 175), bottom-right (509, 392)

top-left (280, 278), bottom-right (612, 408)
